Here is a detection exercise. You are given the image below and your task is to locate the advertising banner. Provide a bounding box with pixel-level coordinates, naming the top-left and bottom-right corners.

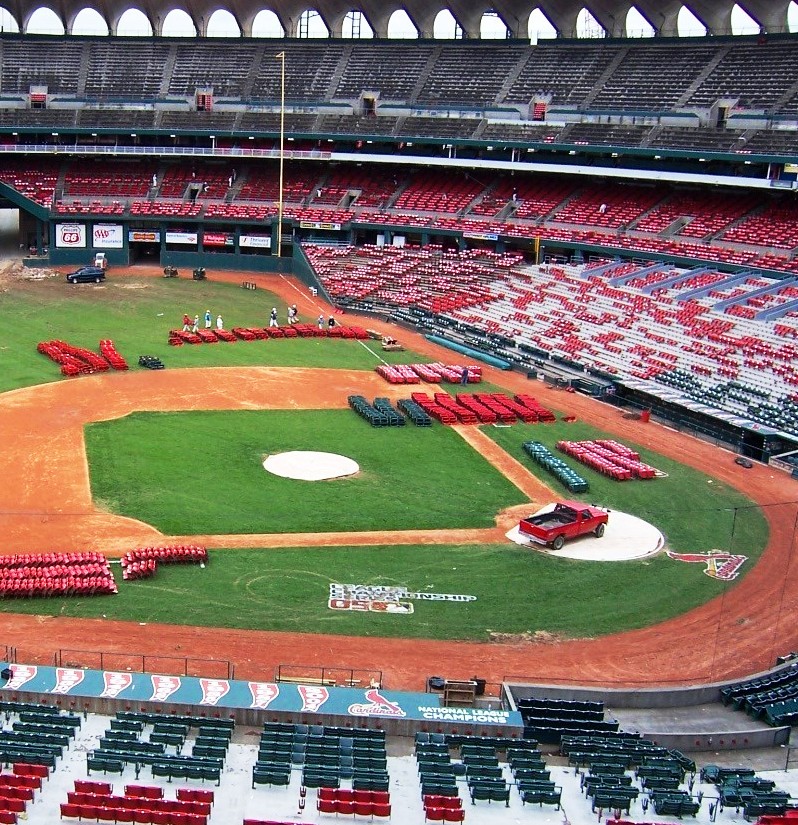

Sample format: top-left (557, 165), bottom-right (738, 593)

top-left (55, 223), bottom-right (86, 248)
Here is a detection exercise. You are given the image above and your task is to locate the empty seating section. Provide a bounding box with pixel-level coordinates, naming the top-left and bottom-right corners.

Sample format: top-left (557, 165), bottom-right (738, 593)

top-left (393, 172), bottom-right (485, 214)
top-left (688, 43), bottom-right (798, 111)
top-left (417, 45), bottom-right (523, 107)
top-left (62, 779), bottom-right (214, 824)
top-left (167, 43), bottom-right (260, 98)
top-left (517, 697), bottom-right (618, 744)
top-left (0, 159), bottom-right (59, 207)
top-left (415, 731), bottom-right (559, 813)
top-left (63, 160), bottom-right (155, 199)
top-left (316, 114), bottom-right (400, 137)
top-left (308, 243), bottom-right (798, 436)
top-left (721, 664), bottom-right (798, 726)
top-left (83, 43), bottom-right (171, 99)
top-left (249, 42), bottom-right (347, 103)
top-left (505, 44), bottom-right (618, 107)
top-left (566, 124), bottom-right (649, 148)
top-left (551, 184), bottom-right (665, 230)
top-left (592, 44), bottom-right (718, 110)
top-left (313, 167), bottom-right (397, 208)
top-left (253, 722), bottom-right (388, 794)
top-left (723, 201), bottom-right (798, 249)
top-left (0, 39), bottom-right (84, 94)
top-left (334, 44), bottom-right (428, 101)
top-left (87, 711), bottom-right (233, 784)
top-left (701, 765), bottom-right (790, 818)
top-left (633, 190), bottom-right (757, 237)
top-left (158, 165), bottom-right (232, 200)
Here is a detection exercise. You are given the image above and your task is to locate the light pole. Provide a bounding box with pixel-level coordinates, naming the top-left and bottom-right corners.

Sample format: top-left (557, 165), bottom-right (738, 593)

top-left (275, 51), bottom-right (286, 258)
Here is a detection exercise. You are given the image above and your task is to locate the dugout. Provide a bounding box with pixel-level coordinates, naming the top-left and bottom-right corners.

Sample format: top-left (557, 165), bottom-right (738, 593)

top-left (613, 379), bottom-right (798, 463)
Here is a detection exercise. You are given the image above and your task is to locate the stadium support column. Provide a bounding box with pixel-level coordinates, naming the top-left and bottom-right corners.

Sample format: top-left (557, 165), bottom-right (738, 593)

top-left (276, 51), bottom-right (286, 259)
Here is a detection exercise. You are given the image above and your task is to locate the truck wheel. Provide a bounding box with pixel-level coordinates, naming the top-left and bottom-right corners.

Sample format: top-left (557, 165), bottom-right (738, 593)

top-left (595, 523), bottom-right (606, 538)
top-left (552, 535), bottom-right (565, 551)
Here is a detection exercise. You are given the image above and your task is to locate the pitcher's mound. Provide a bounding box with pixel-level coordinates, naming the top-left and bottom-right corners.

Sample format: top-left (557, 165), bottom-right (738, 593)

top-left (263, 451), bottom-right (359, 481)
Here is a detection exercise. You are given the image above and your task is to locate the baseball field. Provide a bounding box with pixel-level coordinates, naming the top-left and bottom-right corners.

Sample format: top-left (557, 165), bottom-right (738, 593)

top-left (0, 265), bottom-right (793, 690)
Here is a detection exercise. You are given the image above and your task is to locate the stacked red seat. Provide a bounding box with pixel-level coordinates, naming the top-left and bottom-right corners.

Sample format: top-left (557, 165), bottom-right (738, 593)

top-left (514, 394), bottom-right (556, 422)
top-left (0, 552), bottom-right (117, 598)
top-left (432, 393), bottom-right (478, 424)
top-left (410, 392), bottom-right (457, 424)
top-left (98, 340), bottom-right (128, 370)
top-left (455, 394), bottom-right (498, 423)
top-left (170, 330), bottom-right (202, 345)
top-left (120, 544), bottom-right (208, 581)
top-left (37, 340), bottom-right (114, 375)
top-left (196, 330), bottom-right (218, 343)
top-left (232, 328), bottom-right (257, 341)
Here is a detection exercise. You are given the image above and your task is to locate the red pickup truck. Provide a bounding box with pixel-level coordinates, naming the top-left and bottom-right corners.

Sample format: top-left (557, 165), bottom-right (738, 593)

top-left (519, 501), bottom-right (608, 550)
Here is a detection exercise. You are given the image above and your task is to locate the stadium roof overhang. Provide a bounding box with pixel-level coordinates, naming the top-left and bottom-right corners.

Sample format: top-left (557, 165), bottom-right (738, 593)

top-left (16, 0), bottom-right (795, 38)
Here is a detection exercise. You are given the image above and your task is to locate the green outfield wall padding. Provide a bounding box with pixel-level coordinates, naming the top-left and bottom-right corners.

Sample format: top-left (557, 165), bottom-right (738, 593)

top-left (424, 335), bottom-right (512, 370)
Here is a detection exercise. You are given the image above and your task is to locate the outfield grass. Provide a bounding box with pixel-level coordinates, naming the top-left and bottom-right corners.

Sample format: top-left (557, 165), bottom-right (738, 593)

top-left (0, 276), bottom-right (421, 392)
top-left (0, 540), bottom-right (745, 640)
top-left (86, 410), bottom-right (528, 533)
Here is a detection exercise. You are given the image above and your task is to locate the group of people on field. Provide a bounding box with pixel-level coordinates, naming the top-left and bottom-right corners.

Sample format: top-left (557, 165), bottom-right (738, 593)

top-left (180, 302), bottom-right (339, 334)
top-left (182, 310), bottom-right (223, 332)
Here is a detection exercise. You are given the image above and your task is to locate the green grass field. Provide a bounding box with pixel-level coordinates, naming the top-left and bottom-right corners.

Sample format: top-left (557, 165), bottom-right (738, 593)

top-left (0, 274), bottom-right (771, 640)
top-left (86, 409), bottom-right (528, 533)
top-left (0, 541), bottom-right (745, 641)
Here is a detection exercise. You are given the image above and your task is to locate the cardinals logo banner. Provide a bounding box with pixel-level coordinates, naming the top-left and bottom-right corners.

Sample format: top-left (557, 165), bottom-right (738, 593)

top-left (347, 688), bottom-right (406, 718)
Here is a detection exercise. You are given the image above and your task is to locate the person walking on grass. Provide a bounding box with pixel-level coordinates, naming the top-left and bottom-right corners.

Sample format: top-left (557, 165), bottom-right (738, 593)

top-left (182, 313), bottom-right (191, 332)
top-left (204, 309), bottom-right (212, 329)
top-left (192, 314), bottom-right (199, 333)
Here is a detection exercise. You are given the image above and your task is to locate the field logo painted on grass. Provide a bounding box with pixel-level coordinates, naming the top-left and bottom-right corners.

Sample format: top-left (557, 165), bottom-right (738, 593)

top-left (329, 584), bottom-right (475, 614)
top-left (667, 550), bottom-right (747, 581)
top-left (199, 678), bottom-right (230, 705)
top-left (348, 688), bottom-right (406, 718)
top-left (101, 672), bottom-right (133, 698)
top-left (151, 674), bottom-right (181, 702)
top-left (3, 664), bottom-right (36, 691)
top-left (298, 685), bottom-right (329, 712)
top-left (53, 668), bottom-right (86, 694)
top-left (249, 682), bottom-right (280, 709)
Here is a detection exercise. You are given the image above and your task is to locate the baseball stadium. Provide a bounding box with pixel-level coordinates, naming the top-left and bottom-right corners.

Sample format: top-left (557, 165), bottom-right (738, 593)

top-left (0, 0), bottom-right (798, 821)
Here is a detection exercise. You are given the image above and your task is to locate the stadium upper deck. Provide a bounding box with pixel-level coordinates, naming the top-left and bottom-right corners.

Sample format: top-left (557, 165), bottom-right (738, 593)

top-left (0, 33), bottom-right (796, 155)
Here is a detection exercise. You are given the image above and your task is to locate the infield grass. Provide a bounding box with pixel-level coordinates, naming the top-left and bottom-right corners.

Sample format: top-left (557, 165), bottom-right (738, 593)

top-left (86, 409), bottom-right (528, 533)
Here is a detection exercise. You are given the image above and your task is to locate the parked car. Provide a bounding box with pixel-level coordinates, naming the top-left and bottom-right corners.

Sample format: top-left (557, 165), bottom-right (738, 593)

top-left (519, 501), bottom-right (609, 550)
top-left (66, 266), bottom-right (106, 284)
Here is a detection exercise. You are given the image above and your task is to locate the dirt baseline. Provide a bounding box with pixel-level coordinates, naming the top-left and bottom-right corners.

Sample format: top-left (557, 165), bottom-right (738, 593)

top-left (1, 270), bottom-right (797, 692)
